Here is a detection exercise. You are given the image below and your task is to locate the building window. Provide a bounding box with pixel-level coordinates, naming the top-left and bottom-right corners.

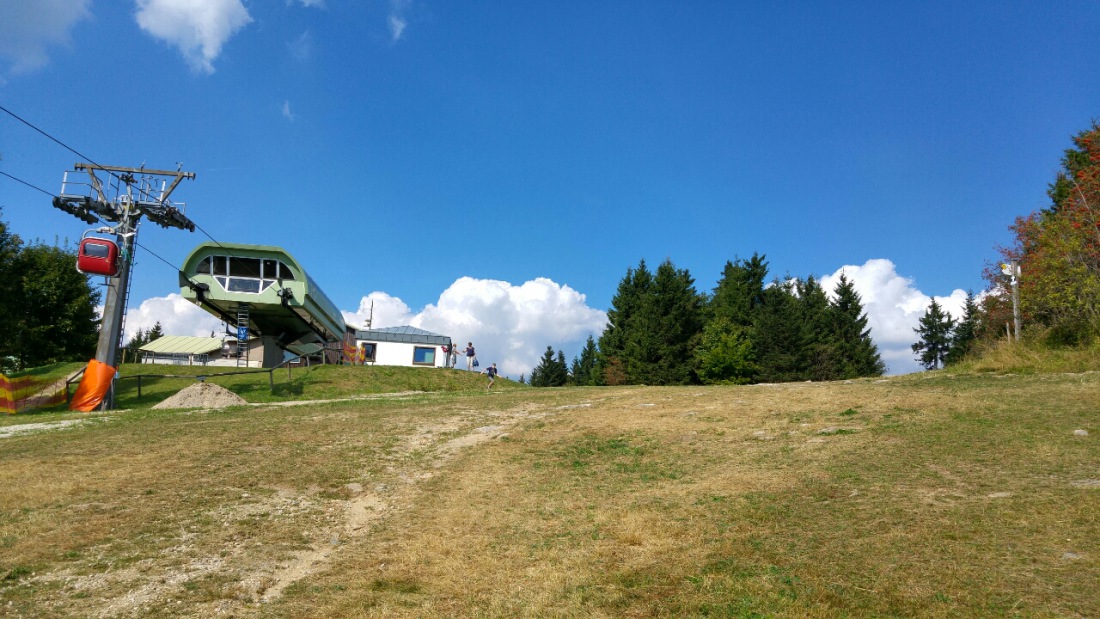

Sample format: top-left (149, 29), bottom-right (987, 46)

top-left (198, 254), bottom-right (297, 294)
top-left (412, 346), bottom-right (435, 366)
top-left (360, 342), bottom-right (376, 363)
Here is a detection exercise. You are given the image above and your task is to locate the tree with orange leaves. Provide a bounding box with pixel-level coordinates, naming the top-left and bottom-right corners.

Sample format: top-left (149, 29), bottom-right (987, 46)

top-left (989, 122), bottom-right (1100, 344)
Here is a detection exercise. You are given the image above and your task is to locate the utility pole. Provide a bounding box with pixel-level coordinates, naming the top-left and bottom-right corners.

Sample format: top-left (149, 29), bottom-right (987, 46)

top-left (1001, 261), bottom-right (1021, 342)
top-left (53, 164), bottom-right (196, 408)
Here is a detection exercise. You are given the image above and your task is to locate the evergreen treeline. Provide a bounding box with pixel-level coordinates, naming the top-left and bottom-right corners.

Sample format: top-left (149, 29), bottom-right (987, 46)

top-left (123, 321), bottom-right (165, 362)
top-left (911, 293), bottom-right (979, 370)
top-left (530, 255), bottom-right (885, 386)
top-left (0, 209), bottom-right (101, 372)
top-left (529, 346), bottom-right (568, 387)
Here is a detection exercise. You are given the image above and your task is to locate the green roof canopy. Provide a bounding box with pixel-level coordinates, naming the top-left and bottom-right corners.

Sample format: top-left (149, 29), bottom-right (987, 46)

top-left (138, 336), bottom-right (224, 355)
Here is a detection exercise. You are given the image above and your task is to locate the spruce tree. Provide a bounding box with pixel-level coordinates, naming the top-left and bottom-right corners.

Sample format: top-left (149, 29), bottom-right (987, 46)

top-left (945, 291), bottom-right (979, 366)
top-left (570, 335), bottom-right (598, 386)
top-left (530, 346), bottom-right (567, 387)
top-left (912, 299), bottom-right (955, 370)
top-left (597, 260), bottom-right (653, 384)
top-left (126, 327), bottom-right (148, 360)
top-left (752, 279), bottom-right (805, 383)
top-left (828, 274), bottom-right (885, 378)
top-left (795, 275), bottom-right (838, 381)
top-left (711, 253), bottom-right (769, 327)
top-left (643, 259), bottom-right (705, 385)
top-left (599, 259), bottom-right (706, 385)
top-left (555, 350), bottom-right (569, 385)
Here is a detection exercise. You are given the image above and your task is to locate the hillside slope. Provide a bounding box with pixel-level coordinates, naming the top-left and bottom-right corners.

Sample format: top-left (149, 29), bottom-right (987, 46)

top-left (0, 371), bottom-right (1096, 617)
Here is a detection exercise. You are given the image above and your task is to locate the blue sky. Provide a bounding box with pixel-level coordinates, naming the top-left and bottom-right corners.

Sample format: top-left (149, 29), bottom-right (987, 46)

top-left (2, 1), bottom-right (1099, 376)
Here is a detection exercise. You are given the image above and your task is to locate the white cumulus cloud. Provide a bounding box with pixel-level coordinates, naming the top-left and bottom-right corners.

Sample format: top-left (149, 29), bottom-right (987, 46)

top-left (345, 277), bottom-right (608, 378)
top-left (134, 0), bottom-right (252, 74)
top-left (342, 291), bottom-right (415, 330)
top-left (122, 293), bottom-right (226, 344)
top-left (0, 0), bottom-right (91, 77)
top-left (820, 259), bottom-right (969, 375)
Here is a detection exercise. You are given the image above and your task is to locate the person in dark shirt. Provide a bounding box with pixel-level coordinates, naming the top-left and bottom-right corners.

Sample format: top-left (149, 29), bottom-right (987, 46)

top-left (463, 342), bottom-right (476, 370)
top-left (486, 363), bottom-right (498, 392)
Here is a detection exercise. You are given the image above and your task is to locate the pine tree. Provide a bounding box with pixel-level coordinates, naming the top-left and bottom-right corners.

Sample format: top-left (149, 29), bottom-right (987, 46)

top-left (752, 279), bottom-right (805, 382)
top-left (711, 253), bottom-right (769, 327)
top-left (599, 259), bottom-right (706, 385)
top-left (945, 291), bottom-right (979, 366)
top-left (828, 273), bottom-right (885, 377)
top-left (126, 327), bottom-right (148, 352)
top-left (530, 346), bottom-right (567, 387)
top-left (570, 335), bottom-right (598, 386)
top-left (597, 260), bottom-right (653, 384)
top-left (795, 275), bottom-right (838, 381)
top-left (643, 259), bottom-right (705, 385)
top-left (912, 299), bottom-right (955, 370)
top-left (147, 321), bottom-right (165, 341)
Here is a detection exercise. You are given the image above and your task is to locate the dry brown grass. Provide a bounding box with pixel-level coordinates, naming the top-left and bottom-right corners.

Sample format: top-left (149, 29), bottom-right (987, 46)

top-left (1, 373), bottom-right (1097, 617)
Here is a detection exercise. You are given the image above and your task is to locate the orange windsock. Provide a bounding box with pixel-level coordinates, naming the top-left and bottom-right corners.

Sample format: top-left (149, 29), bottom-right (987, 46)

top-left (69, 359), bottom-right (117, 412)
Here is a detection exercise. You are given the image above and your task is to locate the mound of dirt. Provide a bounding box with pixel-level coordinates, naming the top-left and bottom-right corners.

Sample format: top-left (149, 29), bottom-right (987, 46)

top-left (153, 382), bottom-right (248, 410)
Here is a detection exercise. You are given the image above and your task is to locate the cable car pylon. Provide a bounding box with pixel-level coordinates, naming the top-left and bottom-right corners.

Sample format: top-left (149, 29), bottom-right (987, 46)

top-left (54, 163), bottom-right (196, 409)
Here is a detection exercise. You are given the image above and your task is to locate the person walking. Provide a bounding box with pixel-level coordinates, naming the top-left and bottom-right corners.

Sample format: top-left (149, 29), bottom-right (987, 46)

top-left (486, 363), bottom-right (498, 392)
top-left (463, 342), bottom-right (476, 371)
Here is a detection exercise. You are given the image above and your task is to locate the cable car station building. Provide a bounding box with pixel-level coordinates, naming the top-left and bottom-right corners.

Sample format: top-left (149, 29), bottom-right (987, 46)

top-left (180, 242), bottom-right (454, 370)
top-left (180, 242), bottom-right (347, 367)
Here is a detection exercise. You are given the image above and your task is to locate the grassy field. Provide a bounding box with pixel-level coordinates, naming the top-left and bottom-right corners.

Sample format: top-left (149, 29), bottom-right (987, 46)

top-left (0, 365), bottom-right (1097, 617)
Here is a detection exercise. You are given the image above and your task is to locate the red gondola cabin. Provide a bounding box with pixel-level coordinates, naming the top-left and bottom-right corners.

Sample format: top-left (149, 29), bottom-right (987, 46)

top-left (77, 237), bottom-right (120, 277)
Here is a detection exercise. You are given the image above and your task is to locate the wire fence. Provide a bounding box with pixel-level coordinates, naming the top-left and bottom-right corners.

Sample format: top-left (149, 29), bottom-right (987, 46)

top-left (65, 356), bottom-right (313, 405)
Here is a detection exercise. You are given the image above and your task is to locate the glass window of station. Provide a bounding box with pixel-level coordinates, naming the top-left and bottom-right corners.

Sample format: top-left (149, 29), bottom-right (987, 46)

top-left (412, 346), bottom-right (435, 365)
top-left (195, 255), bottom-right (296, 293)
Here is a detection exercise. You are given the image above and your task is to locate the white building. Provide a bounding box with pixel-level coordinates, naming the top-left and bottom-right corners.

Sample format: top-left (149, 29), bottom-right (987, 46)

top-left (354, 326), bottom-right (454, 368)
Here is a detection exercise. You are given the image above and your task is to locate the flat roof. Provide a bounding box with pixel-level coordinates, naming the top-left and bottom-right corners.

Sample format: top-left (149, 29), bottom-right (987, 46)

top-left (355, 326), bottom-right (450, 346)
top-left (139, 335), bottom-right (225, 355)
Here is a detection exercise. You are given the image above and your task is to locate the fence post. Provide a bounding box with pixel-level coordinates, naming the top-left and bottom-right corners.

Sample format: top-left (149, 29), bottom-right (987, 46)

top-left (137, 375), bottom-right (142, 399)
top-left (270, 368), bottom-right (274, 390)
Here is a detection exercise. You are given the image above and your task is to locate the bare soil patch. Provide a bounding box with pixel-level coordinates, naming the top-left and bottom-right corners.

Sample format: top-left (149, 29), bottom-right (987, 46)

top-left (152, 382), bottom-right (248, 410)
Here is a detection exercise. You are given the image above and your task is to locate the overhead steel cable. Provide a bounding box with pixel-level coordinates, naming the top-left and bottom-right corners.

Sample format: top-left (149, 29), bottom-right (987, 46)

top-left (0, 169), bottom-right (61, 199)
top-left (0, 103), bottom-right (107, 175)
top-left (191, 219), bottom-right (242, 257)
top-left (1, 103), bottom-right (170, 205)
top-left (2, 104), bottom-right (248, 272)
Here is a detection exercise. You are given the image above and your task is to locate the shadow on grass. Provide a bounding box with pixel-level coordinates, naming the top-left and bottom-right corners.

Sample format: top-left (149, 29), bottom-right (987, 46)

top-left (268, 381), bottom-right (306, 398)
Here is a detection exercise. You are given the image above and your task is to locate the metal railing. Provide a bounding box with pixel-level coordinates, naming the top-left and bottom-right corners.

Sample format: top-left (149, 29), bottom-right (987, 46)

top-left (66, 356), bottom-right (312, 405)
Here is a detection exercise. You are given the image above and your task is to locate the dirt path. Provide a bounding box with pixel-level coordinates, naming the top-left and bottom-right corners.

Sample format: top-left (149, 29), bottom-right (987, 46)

top-left (61, 398), bottom-right (554, 618)
top-left (256, 403), bottom-right (544, 604)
